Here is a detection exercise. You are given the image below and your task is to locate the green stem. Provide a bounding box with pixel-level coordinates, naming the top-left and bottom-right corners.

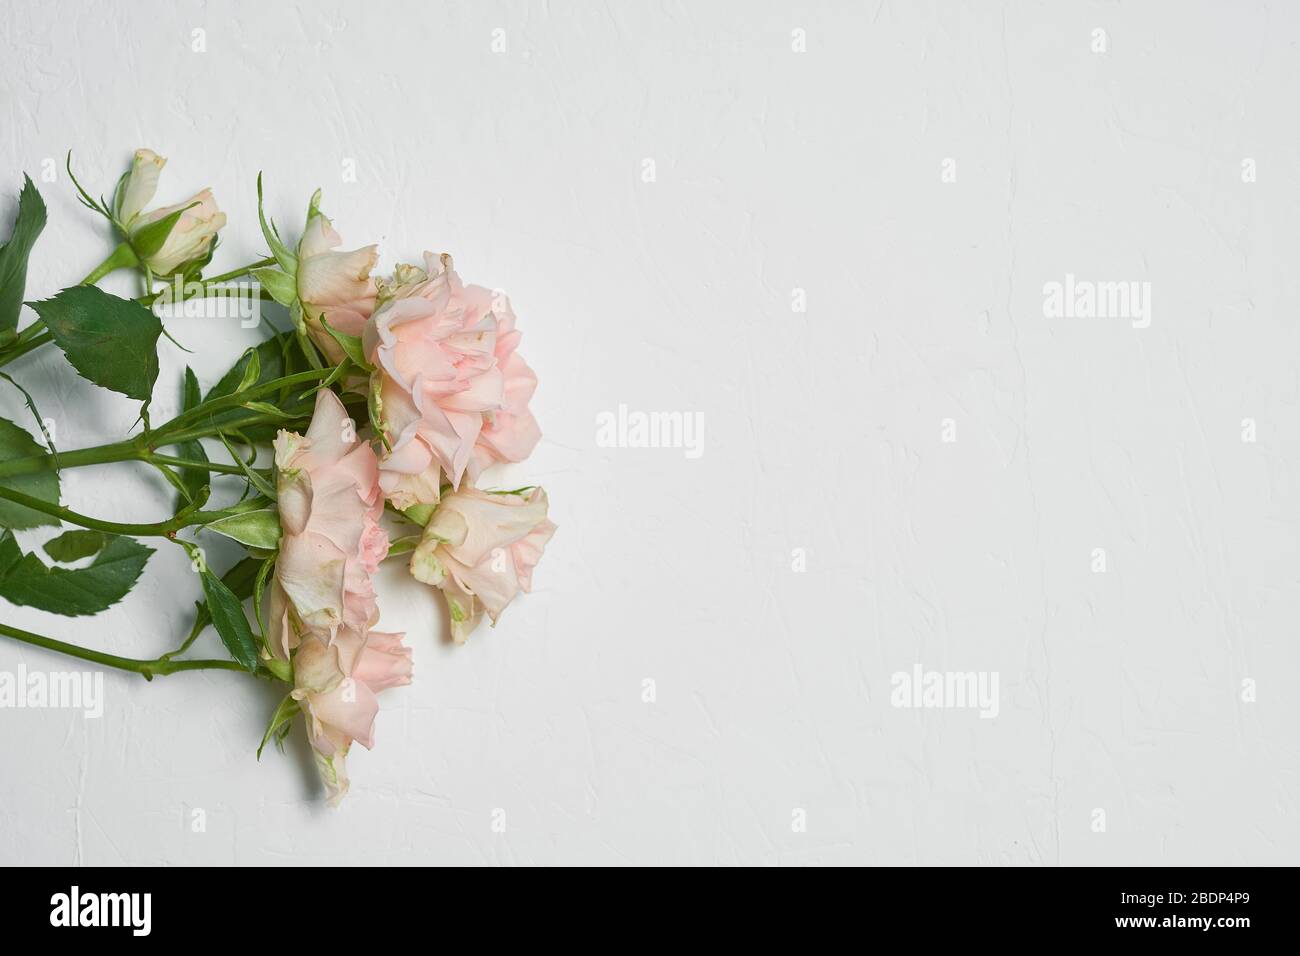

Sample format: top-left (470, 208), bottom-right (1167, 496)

top-left (78, 242), bottom-right (139, 286)
top-left (2, 255), bottom-right (281, 368)
top-left (0, 365), bottom-right (330, 483)
top-left (149, 367), bottom-right (333, 441)
top-left (0, 622), bottom-right (247, 680)
top-left (14, 320), bottom-right (47, 345)
top-left (0, 438), bottom-right (140, 479)
top-left (0, 331), bottom-right (53, 370)
top-left (201, 257), bottom-right (278, 286)
top-left (0, 417), bottom-right (302, 484)
top-left (147, 412), bottom-right (311, 448)
top-left (0, 483), bottom-right (222, 536)
top-left (0, 365), bottom-right (331, 536)
top-left (144, 453), bottom-right (249, 476)
top-left (138, 257), bottom-right (278, 306)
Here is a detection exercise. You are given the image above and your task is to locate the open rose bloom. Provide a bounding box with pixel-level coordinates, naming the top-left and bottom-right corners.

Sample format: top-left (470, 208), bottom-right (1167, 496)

top-left (364, 253), bottom-right (541, 508)
top-left (269, 390), bottom-right (410, 804)
top-left (410, 486), bottom-right (556, 644)
top-left (291, 630), bottom-right (411, 804)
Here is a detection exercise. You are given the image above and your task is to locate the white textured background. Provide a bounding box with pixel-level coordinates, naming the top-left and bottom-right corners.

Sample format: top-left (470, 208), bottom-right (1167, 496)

top-left (2, 0), bottom-right (1299, 865)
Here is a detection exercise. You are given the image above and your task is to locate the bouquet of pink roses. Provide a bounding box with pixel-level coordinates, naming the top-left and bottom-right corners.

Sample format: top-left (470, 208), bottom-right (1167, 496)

top-left (0, 150), bottom-right (555, 803)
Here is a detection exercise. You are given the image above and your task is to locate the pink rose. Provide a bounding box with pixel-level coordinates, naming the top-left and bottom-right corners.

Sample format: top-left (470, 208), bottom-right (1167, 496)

top-left (270, 389), bottom-right (389, 672)
top-left (364, 253), bottom-right (514, 508)
top-left (296, 200), bottom-right (378, 363)
top-left (409, 485), bottom-right (555, 644)
top-left (291, 630), bottom-right (412, 806)
top-left (269, 388), bottom-right (410, 803)
top-left (467, 293), bottom-right (541, 481)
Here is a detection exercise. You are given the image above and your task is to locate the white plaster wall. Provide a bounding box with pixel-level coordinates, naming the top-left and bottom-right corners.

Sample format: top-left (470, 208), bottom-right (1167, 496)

top-left (1, 0), bottom-right (1298, 865)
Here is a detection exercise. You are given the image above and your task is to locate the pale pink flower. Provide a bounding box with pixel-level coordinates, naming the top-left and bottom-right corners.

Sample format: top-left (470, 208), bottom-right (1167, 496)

top-left (270, 389), bottom-right (388, 673)
top-left (269, 388), bottom-right (409, 804)
top-left (115, 149), bottom-right (166, 225)
top-left (363, 253), bottom-right (509, 508)
top-left (131, 192), bottom-right (226, 276)
top-left (291, 630), bottom-right (412, 806)
top-left (113, 148), bottom-right (226, 275)
top-left (467, 294), bottom-right (541, 480)
top-left (409, 485), bottom-right (555, 644)
top-left (296, 202), bottom-right (378, 363)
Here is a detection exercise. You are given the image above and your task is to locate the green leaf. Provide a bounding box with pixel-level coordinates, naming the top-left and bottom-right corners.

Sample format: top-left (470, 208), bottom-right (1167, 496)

top-left (257, 694), bottom-right (300, 759)
top-left (0, 175), bottom-right (47, 333)
top-left (109, 168), bottom-right (129, 221)
top-left (0, 529), bottom-right (152, 616)
top-left (174, 366), bottom-right (209, 507)
top-left (184, 555), bottom-right (261, 640)
top-left (182, 365), bottom-right (203, 408)
top-left (204, 509), bottom-right (281, 549)
top-left (42, 529), bottom-right (106, 562)
top-left (149, 460), bottom-right (191, 504)
top-left (200, 566), bottom-right (260, 671)
top-left (128, 201), bottom-right (195, 260)
top-left (251, 267), bottom-right (297, 307)
top-left (401, 503), bottom-right (434, 526)
top-left (208, 333), bottom-right (294, 400)
top-left (319, 315), bottom-right (372, 370)
top-left (29, 286), bottom-right (162, 401)
top-left (203, 332), bottom-right (309, 442)
top-left (256, 173), bottom-right (298, 274)
top-left (0, 417), bottom-right (60, 529)
top-left (211, 432), bottom-right (276, 501)
top-left (295, 319), bottom-right (323, 370)
top-left (180, 237), bottom-right (217, 282)
top-left (240, 400), bottom-right (297, 419)
top-left (234, 347), bottom-right (261, 393)
top-left (219, 555), bottom-right (264, 601)
top-left (66, 152), bottom-right (113, 222)
top-left (385, 534), bottom-right (421, 557)
top-left (253, 553), bottom-right (276, 638)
